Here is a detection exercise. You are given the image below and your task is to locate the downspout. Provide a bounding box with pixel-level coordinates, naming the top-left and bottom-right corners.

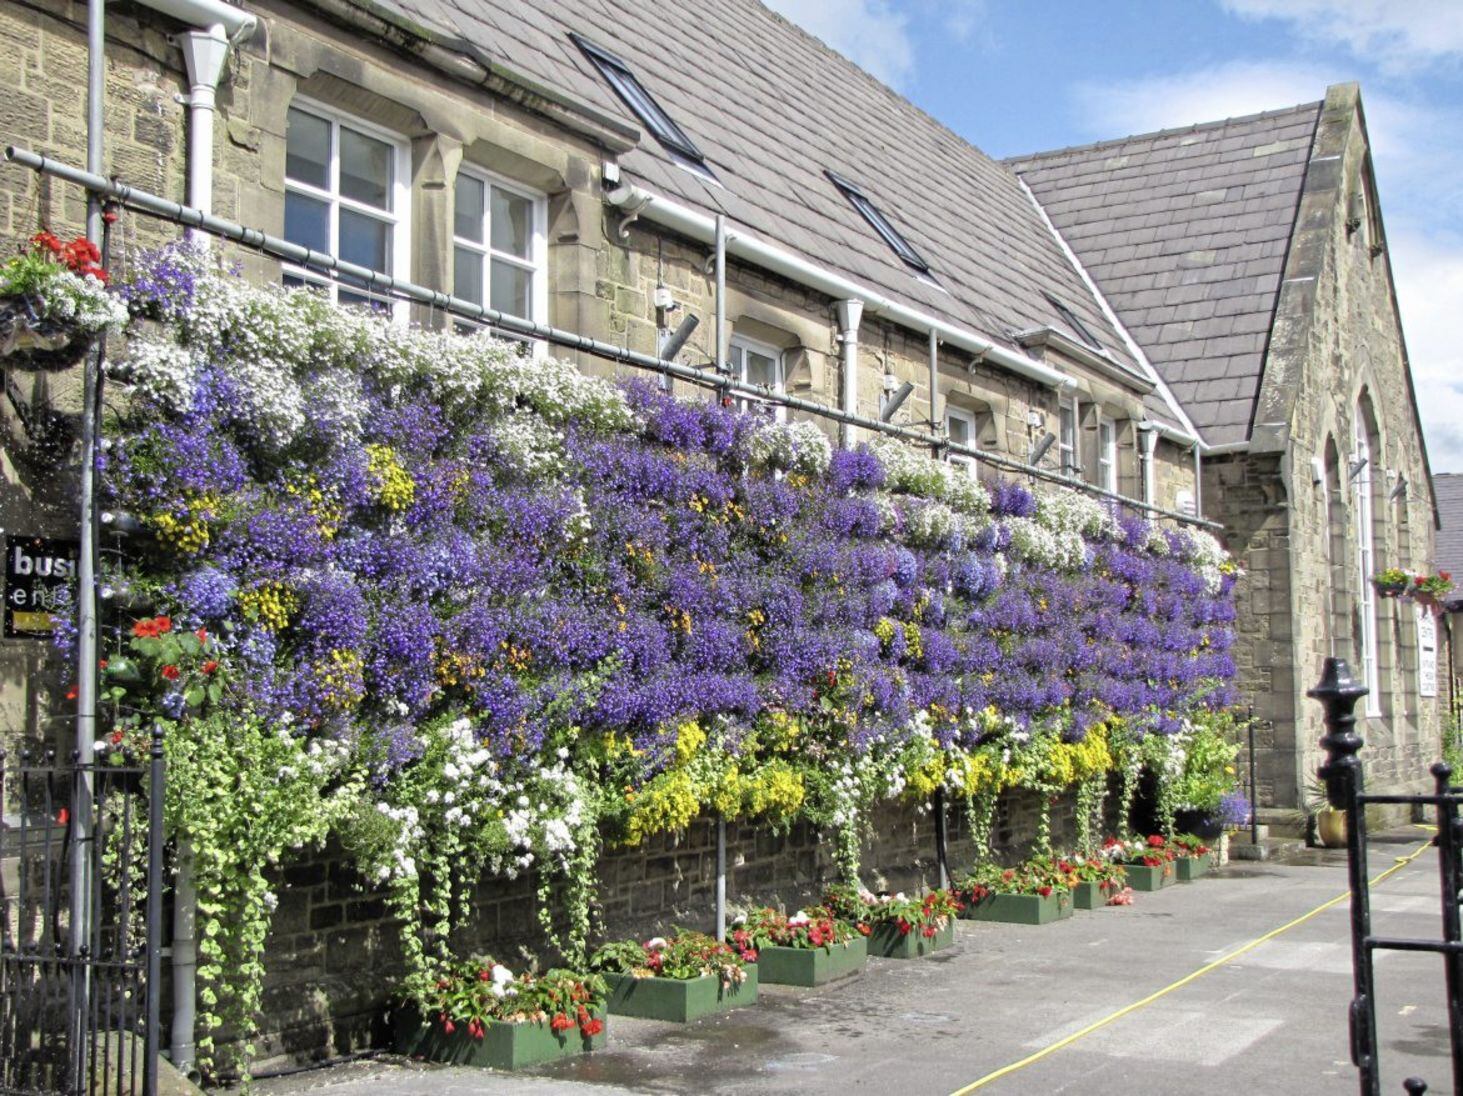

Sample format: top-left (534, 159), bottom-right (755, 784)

top-left (1137, 423), bottom-right (1157, 506)
top-left (1194, 444), bottom-right (1204, 519)
top-left (137, 2), bottom-right (254, 1077)
top-left (928, 329), bottom-right (940, 459)
top-left (177, 23), bottom-right (230, 235)
top-left (835, 299), bottom-right (863, 448)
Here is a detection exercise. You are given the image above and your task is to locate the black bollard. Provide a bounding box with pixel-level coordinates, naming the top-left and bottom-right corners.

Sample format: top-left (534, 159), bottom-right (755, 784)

top-left (1309, 657), bottom-right (1378, 1096)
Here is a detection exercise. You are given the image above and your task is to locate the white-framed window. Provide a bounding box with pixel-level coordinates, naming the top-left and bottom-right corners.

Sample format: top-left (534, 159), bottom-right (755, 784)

top-left (453, 167), bottom-right (548, 346)
top-left (729, 336), bottom-right (785, 420)
top-left (1354, 411), bottom-right (1381, 715)
top-left (945, 405), bottom-right (978, 475)
top-left (1097, 416), bottom-right (1118, 495)
top-left (1058, 395), bottom-right (1080, 477)
top-left (283, 100), bottom-right (409, 315)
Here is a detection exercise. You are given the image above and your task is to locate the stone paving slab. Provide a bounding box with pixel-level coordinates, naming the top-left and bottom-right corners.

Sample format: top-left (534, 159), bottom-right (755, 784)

top-left (251, 831), bottom-right (1453, 1095)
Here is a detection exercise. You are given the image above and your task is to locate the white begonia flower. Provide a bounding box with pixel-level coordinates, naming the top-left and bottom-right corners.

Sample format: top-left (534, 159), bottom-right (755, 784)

top-left (788, 912), bottom-right (810, 927)
top-left (645, 937), bottom-right (667, 950)
top-left (491, 964), bottom-right (514, 985)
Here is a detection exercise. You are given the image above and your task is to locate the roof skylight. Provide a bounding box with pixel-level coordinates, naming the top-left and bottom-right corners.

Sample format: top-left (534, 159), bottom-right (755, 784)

top-left (825, 170), bottom-right (931, 274)
top-left (1043, 292), bottom-right (1103, 350)
top-left (571, 33), bottom-right (709, 171)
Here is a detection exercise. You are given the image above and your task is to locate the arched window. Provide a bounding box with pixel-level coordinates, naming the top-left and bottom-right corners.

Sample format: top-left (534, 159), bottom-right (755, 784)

top-left (1353, 401), bottom-right (1381, 715)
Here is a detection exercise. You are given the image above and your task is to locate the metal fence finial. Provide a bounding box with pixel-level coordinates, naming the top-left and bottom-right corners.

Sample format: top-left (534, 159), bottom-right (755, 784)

top-left (1309, 656), bottom-right (1368, 811)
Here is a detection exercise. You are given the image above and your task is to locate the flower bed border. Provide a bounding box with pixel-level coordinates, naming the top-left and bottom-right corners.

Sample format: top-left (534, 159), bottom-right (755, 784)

top-left (601, 966), bottom-right (757, 1022)
top-left (867, 919), bottom-right (955, 958)
top-left (393, 1005), bottom-right (607, 1070)
top-left (754, 937), bottom-right (868, 986)
top-left (962, 890), bottom-right (1073, 925)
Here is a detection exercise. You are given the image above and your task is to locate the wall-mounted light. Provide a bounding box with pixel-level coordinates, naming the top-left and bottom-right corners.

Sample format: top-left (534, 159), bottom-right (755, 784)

top-left (1348, 456), bottom-right (1369, 481)
top-left (1029, 431), bottom-right (1057, 466)
top-left (1310, 457), bottom-right (1325, 486)
top-left (1388, 475), bottom-right (1408, 502)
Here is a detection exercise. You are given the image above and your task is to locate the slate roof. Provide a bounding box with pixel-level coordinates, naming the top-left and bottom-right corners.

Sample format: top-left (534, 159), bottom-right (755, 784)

top-left (325, 0), bottom-right (1188, 430)
top-left (1008, 103), bottom-right (1323, 447)
top-left (1434, 474), bottom-right (1463, 602)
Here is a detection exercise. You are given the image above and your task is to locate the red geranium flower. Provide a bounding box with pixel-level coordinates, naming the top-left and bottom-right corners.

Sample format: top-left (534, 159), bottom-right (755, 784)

top-left (550, 1013), bottom-right (573, 1033)
top-left (1038, 886), bottom-right (1052, 898)
top-left (195, 628), bottom-right (208, 643)
top-left (581, 1017), bottom-right (604, 1037)
top-left (201, 660), bottom-right (219, 675)
top-left (896, 918), bottom-right (911, 936)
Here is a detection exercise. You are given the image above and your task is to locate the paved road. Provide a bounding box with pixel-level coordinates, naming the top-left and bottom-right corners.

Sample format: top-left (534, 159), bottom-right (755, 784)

top-left (254, 831), bottom-right (1455, 1096)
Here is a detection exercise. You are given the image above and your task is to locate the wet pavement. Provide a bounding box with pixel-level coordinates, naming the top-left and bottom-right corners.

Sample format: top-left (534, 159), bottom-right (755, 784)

top-left (251, 830), bottom-right (1455, 1095)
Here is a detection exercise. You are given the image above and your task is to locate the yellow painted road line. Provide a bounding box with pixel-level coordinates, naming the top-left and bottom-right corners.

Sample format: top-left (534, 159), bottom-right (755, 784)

top-left (949, 839), bottom-right (1435, 1095)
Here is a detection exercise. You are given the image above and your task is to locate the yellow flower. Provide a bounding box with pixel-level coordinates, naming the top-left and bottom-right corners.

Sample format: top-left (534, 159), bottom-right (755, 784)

top-left (365, 444), bottom-right (415, 511)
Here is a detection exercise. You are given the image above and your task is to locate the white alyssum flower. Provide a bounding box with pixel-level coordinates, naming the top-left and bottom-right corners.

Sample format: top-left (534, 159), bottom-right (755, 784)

top-left (745, 418), bottom-right (833, 477)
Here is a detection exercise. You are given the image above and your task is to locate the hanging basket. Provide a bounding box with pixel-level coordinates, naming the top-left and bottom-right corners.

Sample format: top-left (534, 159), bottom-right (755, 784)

top-left (1371, 576), bottom-right (1408, 599)
top-left (0, 293), bottom-right (97, 372)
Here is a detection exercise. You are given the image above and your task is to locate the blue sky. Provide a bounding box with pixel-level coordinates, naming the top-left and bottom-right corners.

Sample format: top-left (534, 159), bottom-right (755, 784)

top-left (767, 0), bottom-right (1463, 475)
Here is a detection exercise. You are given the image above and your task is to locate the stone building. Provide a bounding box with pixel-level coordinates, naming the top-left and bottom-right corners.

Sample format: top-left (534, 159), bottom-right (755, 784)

top-left (1013, 86), bottom-right (1442, 815)
top-left (0, 0), bottom-right (1441, 1064)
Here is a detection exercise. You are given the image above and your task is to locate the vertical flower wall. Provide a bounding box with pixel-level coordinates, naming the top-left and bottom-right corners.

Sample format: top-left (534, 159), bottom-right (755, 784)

top-left (87, 244), bottom-right (1237, 1069)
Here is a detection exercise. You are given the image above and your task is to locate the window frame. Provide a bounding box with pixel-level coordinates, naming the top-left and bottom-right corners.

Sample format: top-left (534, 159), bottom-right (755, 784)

top-left (1097, 415), bottom-right (1118, 495)
top-left (729, 334), bottom-right (786, 421)
top-left (282, 97), bottom-right (411, 319)
top-left (825, 170), bottom-right (932, 275)
top-left (1058, 395), bottom-right (1080, 477)
top-left (452, 164), bottom-right (549, 354)
top-left (945, 404), bottom-right (979, 476)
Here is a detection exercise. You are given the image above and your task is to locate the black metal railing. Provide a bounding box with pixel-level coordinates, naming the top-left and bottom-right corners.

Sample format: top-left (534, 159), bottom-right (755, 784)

top-left (0, 730), bottom-right (164, 1096)
top-left (1312, 656), bottom-right (1463, 1096)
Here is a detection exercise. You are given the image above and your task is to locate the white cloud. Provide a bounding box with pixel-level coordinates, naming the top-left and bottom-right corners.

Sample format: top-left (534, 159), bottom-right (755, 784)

top-left (1071, 59), bottom-right (1339, 139)
top-left (1222, 1), bottom-right (1463, 72)
top-left (764, 0), bottom-right (990, 89)
top-left (1073, 60), bottom-right (1463, 472)
top-left (1386, 229), bottom-right (1463, 475)
top-left (763, 0), bottom-right (915, 87)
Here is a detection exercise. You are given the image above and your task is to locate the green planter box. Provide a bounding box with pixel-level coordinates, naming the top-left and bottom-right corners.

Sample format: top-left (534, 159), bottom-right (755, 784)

top-left (1072, 880), bottom-right (1121, 909)
top-left (755, 936), bottom-right (868, 986)
top-left (1175, 851), bottom-right (1215, 881)
top-left (394, 1005), bottom-right (606, 1070)
top-left (868, 918), bottom-right (955, 959)
top-left (603, 965), bottom-right (757, 1022)
top-left (961, 890), bottom-right (1073, 925)
top-left (1124, 861), bottom-right (1175, 891)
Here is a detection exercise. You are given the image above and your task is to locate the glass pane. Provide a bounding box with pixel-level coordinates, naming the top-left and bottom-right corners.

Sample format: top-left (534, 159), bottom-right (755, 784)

top-left (284, 191), bottom-right (330, 252)
top-left (339, 208), bottom-right (390, 274)
top-left (947, 413), bottom-right (970, 446)
top-left (285, 108), bottom-right (330, 188)
top-left (491, 186), bottom-right (533, 259)
top-left (745, 349), bottom-right (778, 390)
top-left (339, 126), bottom-right (392, 209)
top-left (490, 260), bottom-right (532, 319)
top-left (455, 175), bottom-right (485, 243)
top-left (454, 246), bottom-right (484, 305)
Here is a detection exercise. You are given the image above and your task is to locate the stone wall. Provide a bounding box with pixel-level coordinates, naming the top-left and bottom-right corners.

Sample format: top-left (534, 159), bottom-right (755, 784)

top-left (1226, 82), bottom-right (1441, 809)
top-left (246, 786), bottom-right (1079, 1070)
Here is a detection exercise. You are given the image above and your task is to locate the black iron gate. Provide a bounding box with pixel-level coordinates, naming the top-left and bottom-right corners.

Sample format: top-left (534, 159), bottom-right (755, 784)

top-left (0, 730), bottom-right (164, 1096)
top-left (1311, 656), bottom-right (1463, 1096)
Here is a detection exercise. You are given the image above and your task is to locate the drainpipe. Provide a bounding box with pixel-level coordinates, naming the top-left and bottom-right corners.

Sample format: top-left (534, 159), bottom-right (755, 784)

top-left (176, 24), bottom-right (229, 232)
top-left (1137, 423), bottom-right (1157, 506)
top-left (928, 329), bottom-right (940, 459)
top-left (1194, 444), bottom-right (1204, 519)
top-left (835, 299), bottom-right (863, 448)
top-left (135, 2), bottom-right (254, 1075)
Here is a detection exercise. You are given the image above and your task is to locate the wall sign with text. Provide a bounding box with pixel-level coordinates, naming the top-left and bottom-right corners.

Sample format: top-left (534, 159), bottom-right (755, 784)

top-left (1417, 603), bottom-right (1438, 699)
top-left (5, 535), bottom-right (79, 639)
